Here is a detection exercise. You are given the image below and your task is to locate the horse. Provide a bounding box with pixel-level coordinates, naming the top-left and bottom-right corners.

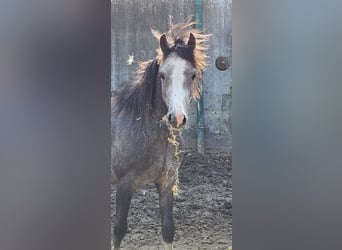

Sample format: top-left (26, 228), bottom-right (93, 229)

top-left (111, 20), bottom-right (210, 250)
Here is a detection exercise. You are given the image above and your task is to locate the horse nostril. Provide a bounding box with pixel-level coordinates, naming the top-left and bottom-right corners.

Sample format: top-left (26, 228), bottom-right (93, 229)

top-left (168, 114), bottom-right (172, 122)
top-left (183, 117), bottom-right (187, 124)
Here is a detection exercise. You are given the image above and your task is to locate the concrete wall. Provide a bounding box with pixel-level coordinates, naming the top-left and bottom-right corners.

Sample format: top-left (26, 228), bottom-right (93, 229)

top-left (112, 0), bottom-right (232, 153)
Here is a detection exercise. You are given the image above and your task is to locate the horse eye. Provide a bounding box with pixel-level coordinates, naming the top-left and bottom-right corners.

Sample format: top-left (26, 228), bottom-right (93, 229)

top-left (160, 73), bottom-right (165, 80)
top-left (191, 73), bottom-right (196, 80)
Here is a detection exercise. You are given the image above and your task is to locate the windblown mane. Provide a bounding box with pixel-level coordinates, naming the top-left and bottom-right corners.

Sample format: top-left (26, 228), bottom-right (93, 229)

top-left (113, 59), bottom-right (163, 122)
top-left (113, 18), bottom-right (211, 121)
top-left (151, 18), bottom-right (211, 100)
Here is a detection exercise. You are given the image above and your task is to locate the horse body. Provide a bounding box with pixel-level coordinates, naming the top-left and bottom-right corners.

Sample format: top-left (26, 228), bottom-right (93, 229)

top-left (112, 112), bottom-right (181, 250)
top-left (111, 109), bottom-right (179, 190)
top-left (111, 20), bottom-right (209, 249)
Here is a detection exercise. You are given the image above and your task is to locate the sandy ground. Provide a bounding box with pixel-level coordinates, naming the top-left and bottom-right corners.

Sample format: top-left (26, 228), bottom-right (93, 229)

top-left (111, 151), bottom-right (232, 250)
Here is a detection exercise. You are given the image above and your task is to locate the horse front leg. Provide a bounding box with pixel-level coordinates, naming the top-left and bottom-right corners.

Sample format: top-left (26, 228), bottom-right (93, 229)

top-left (156, 181), bottom-right (175, 250)
top-left (113, 181), bottom-right (132, 250)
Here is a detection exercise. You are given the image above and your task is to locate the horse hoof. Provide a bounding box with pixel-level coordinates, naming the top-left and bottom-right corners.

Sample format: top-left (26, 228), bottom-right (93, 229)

top-left (164, 242), bottom-right (173, 250)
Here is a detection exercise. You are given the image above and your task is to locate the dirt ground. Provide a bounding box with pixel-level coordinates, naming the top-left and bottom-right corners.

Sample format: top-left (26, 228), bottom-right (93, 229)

top-left (111, 151), bottom-right (232, 250)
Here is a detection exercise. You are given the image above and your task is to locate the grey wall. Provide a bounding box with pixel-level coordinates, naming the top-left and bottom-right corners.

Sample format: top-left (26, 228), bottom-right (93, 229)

top-left (112, 0), bottom-right (232, 153)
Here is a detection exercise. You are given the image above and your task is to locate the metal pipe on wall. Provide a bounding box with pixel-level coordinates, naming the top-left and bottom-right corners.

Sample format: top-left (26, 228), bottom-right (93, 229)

top-left (195, 0), bottom-right (205, 154)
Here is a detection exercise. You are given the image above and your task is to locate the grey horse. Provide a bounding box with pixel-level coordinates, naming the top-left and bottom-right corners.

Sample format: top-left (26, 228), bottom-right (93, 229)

top-left (111, 21), bottom-right (210, 250)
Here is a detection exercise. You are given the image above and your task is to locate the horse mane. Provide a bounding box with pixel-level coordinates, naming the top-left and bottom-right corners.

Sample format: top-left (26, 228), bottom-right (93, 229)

top-left (113, 18), bottom-right (211, 121)
top-left (113, 59), bottom-right (163, 122)
top-left (151, 17), bottom-right (211, 100)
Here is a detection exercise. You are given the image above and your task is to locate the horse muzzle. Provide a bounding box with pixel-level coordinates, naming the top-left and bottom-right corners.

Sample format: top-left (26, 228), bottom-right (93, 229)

top-left (167, 112), bottom-right (187, 128)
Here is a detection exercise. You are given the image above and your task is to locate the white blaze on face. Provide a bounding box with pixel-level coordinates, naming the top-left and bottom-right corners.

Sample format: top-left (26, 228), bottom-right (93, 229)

top-left (168, 57), bottom-right (189, 126)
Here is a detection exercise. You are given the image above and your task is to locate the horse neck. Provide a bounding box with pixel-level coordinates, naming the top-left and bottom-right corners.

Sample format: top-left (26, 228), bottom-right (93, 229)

top-left (151, 77), bottom-right (167, 120)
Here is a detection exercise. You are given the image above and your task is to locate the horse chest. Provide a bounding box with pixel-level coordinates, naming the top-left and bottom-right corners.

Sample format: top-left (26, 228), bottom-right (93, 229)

top-left (113, 125), bottom-right (171, 179)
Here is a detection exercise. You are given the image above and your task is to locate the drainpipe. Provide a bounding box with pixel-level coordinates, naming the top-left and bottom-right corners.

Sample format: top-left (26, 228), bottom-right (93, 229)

top-left (195, 0), bottom-right (205, 154)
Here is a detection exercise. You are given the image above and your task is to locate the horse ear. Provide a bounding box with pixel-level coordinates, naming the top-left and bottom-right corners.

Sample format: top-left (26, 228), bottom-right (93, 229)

top-left (188, 33), bottom-right (196, 49)
top-left (160, 34), bottom-right (169, 54)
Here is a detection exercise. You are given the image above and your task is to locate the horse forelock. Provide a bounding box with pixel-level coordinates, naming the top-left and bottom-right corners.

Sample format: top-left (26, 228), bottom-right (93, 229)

top-left (151, 19), bottom-right (211, 74)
